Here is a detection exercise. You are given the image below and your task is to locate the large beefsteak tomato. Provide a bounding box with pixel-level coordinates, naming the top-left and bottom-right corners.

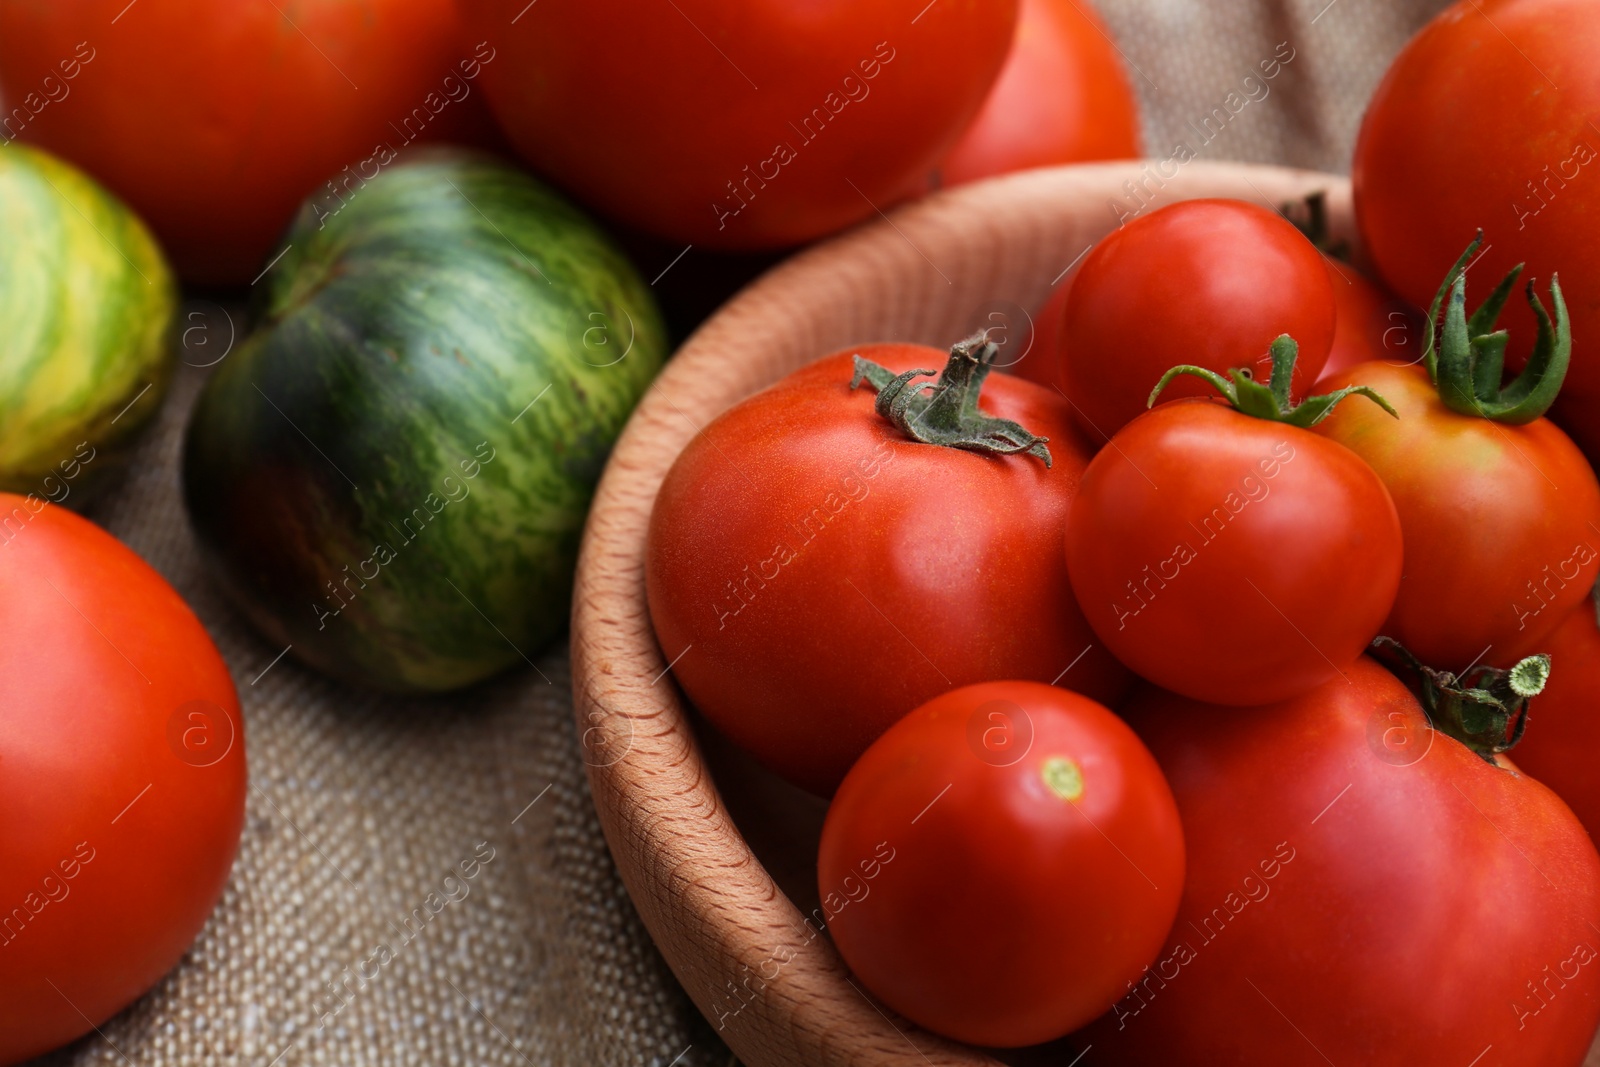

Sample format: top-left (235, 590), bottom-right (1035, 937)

top-left (647, 336), bottom-right (1128, 795)
top-left (1076, 656), bottom-right (1600, 1067)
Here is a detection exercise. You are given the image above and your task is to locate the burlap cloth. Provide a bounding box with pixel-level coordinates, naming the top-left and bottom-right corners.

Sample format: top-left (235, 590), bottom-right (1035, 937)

top-left (33, 2), bottom-right (1462, 1064)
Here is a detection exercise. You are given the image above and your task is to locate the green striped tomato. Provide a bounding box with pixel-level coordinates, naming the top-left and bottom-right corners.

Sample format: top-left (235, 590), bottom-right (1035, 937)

top-left (0, 144), bottom-right (176, 500)
top-left (183, 150), bottom-right (667, 693)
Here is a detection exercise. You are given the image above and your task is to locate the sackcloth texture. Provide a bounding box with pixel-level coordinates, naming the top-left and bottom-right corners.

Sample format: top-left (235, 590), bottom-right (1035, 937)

top-left (34, 1), bottom-right (1543, 1065)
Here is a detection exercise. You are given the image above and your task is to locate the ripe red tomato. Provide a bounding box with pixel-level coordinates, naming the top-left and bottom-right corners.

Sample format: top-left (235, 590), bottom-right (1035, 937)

top-left (1493, 591), bottom-right (1600, 835)
top-left (0, 0), bottom-right (498, 284)
top-left (1316, 262), bottom-right (1426, 385)
top-left (0, 495), bottom-right (246, 1065)
top-left (1352, 0), bottom-right (1600, 453)
top-left (459, 0), bottom-right (1016, 249)
top-left (647, 340), bottom-right (1129, 795)
top-left (1557, 396), bottom-right (1600, 465)
top-left (928, 0), bottom-right (1139, 188)
top-left (1314, 361), bottom-right (1600, 671)
top-left (1065, 391), bottom-right (1403, 706)
top-left (1056, 200), bottom-right (1335, 441)
top-left (1074, 657), bottom-right (1600, 1067)
top-left (1010, 275), bottom-right (1073, 389)
top-left (819, 680), bottom-right (1184, 1048)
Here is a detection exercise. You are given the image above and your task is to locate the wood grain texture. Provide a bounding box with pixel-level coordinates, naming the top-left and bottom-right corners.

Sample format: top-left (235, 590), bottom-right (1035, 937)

top-left (570, 161), bottom-right (1356, 1067)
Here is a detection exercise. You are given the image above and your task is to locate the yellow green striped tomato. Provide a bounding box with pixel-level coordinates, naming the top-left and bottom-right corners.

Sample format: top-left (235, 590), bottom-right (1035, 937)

top-left (0, 143), bottom-right (176, 498)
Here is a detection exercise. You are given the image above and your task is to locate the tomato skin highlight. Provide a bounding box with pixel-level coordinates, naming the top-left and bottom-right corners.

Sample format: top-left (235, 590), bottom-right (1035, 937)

top-left (1313, 361), bottom-right (1600, 671)
top-left (931, 0), bottom-right (1139, 188)
top-left (461, 0), bottom-right (1017, 249)
top-left (0, 0), bottom-right (493, 285)
top-left (1500, 598), bottom-right (1600, 836)
top-left (819, 680), bottom-right (1184, 1048)
top-left (0, 496), bottom-right (246, 1065)
top-left (1075, 658), bottom-right (1600, 1067)
top-left (1064, 400), bottom-right (1402, 706)
top-left (1057, 199), bottom-right (1335, 442)
top-left (646, 345), bottom-right (1128, 796)
top-left (1353, 0), bottom-right (1600, 442)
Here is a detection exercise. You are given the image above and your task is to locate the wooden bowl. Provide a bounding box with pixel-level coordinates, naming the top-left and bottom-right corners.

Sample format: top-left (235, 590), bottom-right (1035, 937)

top-left (571, 161), bottom-right (1357, 1067)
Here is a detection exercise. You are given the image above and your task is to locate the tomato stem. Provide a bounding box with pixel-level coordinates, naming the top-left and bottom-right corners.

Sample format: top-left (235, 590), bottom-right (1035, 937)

top-left (1280, 190), bottom-right (1350, 261)
top-left (1148, 335), bottom-right (1398, 428)
top-left (1371, 636), bottom-right (1549, 760)
top-left (1420, 232), bottom-right (1570, 423)
top-left (850, 332), bottom-right (1053, 467)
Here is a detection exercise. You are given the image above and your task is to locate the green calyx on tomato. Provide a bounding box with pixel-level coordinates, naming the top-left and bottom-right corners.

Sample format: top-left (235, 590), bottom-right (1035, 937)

top-left (850, 331), bottom-right (1053, 467)
top-left (1421, 232), bottom-right (1570, 424)
top-left (1148, 334), bottom-right (1398, 428)
top-left (1372, 635), bottom-right (1549, 760)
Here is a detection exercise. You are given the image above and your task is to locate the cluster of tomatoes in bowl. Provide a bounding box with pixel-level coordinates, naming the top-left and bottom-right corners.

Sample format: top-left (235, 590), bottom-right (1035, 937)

top-left (645, 5), bottom-right (1600, 1061)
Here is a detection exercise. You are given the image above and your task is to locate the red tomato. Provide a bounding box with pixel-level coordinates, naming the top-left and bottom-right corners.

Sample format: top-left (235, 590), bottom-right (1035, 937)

top-left (1495, 591), bottom-right (1600, 835)
top-left (1556, 398), bottom-right (1600, 467)
top-left (1313, 361), bottom-right (1600, 671)
top-left (929, 0), bottom-right (1139, 188)
top-left (1065, 397), bottom-right (1402, 706)
top-left (0, 496), bottom-right (246, 1065)
top-left (1316, 262), bottom-right (1426, 385)
top-left (459, 0), bottom-right (1016, 249)
top-left (1074, 657), bottom-right (1600, 1067)
top-left (0, 1), bottom-right (498, 284)
top-left (819, 680), bottom-right (1184, 1048)
top-left (1352, 0), bottom-right (1600, 454)
top-left (1010, 275), bottom-right (1073, 388)
top-left (1057, 200), bottom-right (1335, 442)
top-left (647, 341), bottom-right (1128, 795)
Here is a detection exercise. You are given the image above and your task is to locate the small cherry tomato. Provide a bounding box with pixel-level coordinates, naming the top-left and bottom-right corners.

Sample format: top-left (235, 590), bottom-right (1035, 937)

top-left (1315, 245), bottom-right (1600, 671)
top-left (1065, 342), bottom-right (1403, 706)
top-left (819, 680), bottom-right (1184, 1048)
top-left (1056, 199), bottom-right (1335, 442)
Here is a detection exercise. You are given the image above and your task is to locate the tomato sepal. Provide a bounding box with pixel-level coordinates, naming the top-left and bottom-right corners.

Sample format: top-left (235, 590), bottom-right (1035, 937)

top-left (1421, 232), bottom-right (1571, 424)
top-left (1148, 334), bottom-right (1397, 428)
top-left (1372, 635), bottom-right (1549, 760)
top-left (851, 332), bottom-right (1053, 467)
